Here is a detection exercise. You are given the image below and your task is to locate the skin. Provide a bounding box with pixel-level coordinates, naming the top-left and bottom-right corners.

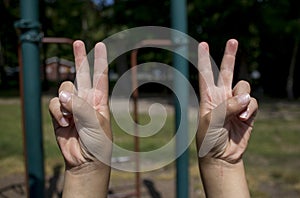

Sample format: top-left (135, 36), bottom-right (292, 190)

top-left (49, 39), bottom-right (258, 198)
top-left (49, 41), bottom-right (111, 198)
top-left (197, 39), bottom-right (258, 197)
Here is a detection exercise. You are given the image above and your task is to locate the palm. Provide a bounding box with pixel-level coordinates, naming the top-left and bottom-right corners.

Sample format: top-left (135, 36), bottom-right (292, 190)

top-left (198, 39), bottom-right (254, 163)
top-left (54, 41), bottom-right (110, 168)
top-left (200, 86), bottom-right (228, 116)
top-left (55, 121), bottom-right (85, 168)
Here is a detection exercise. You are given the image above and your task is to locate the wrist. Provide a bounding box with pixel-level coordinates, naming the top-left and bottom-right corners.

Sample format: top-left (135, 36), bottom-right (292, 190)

top-left (65, 160), bottom-right (108, 173)
top-left (199, 156), bottom-right (242, 168)
top-left (199, 157), bottom-right (250, 198)
top-left (63, 161), bottom-right (111, 198)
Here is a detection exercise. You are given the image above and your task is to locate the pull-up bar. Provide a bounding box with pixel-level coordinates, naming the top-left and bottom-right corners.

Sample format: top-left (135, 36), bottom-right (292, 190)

top-left (16, 0), bottom-right (74, 194)
top-left (15, 0), bottom-right (44, 197)
top-left (170, 0), bottom-right (189, 197)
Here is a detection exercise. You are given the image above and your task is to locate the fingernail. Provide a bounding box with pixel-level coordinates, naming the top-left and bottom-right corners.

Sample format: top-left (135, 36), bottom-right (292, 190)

top-left (237, 93), bottom-right (250, 106)
top-left (226, 39), bottom-right (238, 54)
top-left (240, 108), bottom-right (249, 119)
top-left (59, 91), bottom-right (71, 104)
top-left (62, 110), bottom-right (71, 116)
top-left (229, 39), bottom-right (238, 46)
top-left (61, 106), bottom-right (71, 116)
top-left (199, 42), bottom-right (209, 52)
top-left (60, 117), bottom-right (69, 127)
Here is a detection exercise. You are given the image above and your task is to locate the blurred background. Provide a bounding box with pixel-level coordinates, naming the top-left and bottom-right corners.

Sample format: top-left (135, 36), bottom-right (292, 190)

top-left (1, 0), bottom-right (300, 98)
top-left (0, 0), bottom-right (300, 197)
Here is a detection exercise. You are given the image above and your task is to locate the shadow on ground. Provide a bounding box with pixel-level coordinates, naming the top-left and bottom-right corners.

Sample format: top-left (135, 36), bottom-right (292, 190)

top-left (0, 164), bottom-right (163, 198)
top-left (0, 165), bottom-right (63, 198)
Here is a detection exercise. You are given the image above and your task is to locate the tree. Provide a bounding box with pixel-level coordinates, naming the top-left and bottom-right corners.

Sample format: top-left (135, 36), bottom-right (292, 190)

top-left (43, 0), bottom-right (104, 58)
top-left (188, 0), bottom-right (261, 85)
top-left (2, 0), bottom-right (300, 98)
top-left (0, 0), bottom-right (19, 88)
top-left (259, 0), bottom-right (300, 98)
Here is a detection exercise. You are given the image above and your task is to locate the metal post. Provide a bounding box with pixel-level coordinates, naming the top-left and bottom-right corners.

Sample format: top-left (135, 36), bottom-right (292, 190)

top-left (15, 0), bottom-right (45, 197)
top-left (130, 40), bottom-right (173, 198)
top-left (170, 0), bottom-right (189, 197)
top-left (131, 49), bottom-right (141, 198)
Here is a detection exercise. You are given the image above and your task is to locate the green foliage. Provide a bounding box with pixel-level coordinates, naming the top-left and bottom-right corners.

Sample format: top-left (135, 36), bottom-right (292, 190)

top-left (0, 0), bottom-right (19, 67)
top-left (189, 0), bottom-right (262, 81)
top-left (43, 0), bottom-right (105, 58)
top-left (2, 0), bottom-right (300, 97)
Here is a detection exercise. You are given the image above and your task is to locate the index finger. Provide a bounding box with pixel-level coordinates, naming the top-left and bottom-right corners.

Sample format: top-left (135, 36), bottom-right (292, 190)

top-left (73, 40), bottom-right (91, 91)
top-left (198, 42), bottom-right (216, 98)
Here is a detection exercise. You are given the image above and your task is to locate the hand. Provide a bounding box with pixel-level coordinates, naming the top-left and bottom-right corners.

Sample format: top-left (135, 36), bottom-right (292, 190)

top-left (49, 40), bottom-right (112, 169)
top-left (196, 39), bottom-right (258, 164)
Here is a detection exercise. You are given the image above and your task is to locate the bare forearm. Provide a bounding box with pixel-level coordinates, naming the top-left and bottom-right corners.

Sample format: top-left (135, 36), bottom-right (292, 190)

top-left (199, 157), bottom-right (250, 198)
top-left (62, 161), bottom-right (111, 198)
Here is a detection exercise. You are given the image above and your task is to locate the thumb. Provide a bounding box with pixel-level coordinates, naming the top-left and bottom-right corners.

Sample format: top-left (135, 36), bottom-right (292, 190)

top-left (59, 90), bottom-right (99, 128)
top-left (59, 91), bottom-right (112, 164)
top-left (59, 91), bottom-right (73, 115)
top-left (198, 93), bottom-right (251, 158)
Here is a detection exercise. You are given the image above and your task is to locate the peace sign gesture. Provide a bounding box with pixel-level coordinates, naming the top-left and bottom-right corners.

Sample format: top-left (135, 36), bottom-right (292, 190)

top-left (49, 41), bottom-right (112, 197)
top-left (196, 39), bottom-right (258, 198)
top-left (196, 39), bottom-right (258, 163)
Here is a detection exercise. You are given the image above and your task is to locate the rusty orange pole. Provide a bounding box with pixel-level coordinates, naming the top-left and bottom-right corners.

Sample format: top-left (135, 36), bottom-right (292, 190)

top-left (131, 49), bottom-right (141, 198)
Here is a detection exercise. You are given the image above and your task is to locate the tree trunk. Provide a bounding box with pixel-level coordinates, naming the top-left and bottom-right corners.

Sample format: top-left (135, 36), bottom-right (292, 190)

top-left (286, 38), bottom-right (299, 100)
top-left (238, 52), bottom-right (250, 82)
top-left (0, 39), bottom-right (7, 88)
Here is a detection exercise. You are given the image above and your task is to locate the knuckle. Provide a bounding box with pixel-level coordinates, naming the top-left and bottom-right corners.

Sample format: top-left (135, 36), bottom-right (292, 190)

top-left (49, 97), bottom-right (59, 110)
top-left (250, 97), bottom-right (258, 108)
top-left (238, 80), bottom-right (251, 91)
top-left (59, 81), bottom-right (74, 92)
top-left (49, 97), bottom-right (61, 116)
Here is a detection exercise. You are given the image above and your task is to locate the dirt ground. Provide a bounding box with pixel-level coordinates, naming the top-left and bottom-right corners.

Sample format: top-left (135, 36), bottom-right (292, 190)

top-left (1, 97), bottom-right (300, 197)
top-left (0, 97), bottom-right (202, 197)
top-left (0, 170), bottom-right (204, 197)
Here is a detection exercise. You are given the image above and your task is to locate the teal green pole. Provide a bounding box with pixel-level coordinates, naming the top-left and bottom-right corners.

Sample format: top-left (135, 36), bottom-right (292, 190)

top-left (16, 0), bottom-right (45, 197)
top-left (171, 0), bottom-right (189, 197)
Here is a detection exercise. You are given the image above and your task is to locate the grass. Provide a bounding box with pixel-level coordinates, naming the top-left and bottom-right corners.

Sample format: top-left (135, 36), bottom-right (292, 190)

top-left (111, 112), bottom-right (176, 152)
top-left (0, 100), bottom-right (24, 176)
top-left (0, 96), bottom-right (300, 197)
top-left (245, 101), bottom-right (300, 197)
